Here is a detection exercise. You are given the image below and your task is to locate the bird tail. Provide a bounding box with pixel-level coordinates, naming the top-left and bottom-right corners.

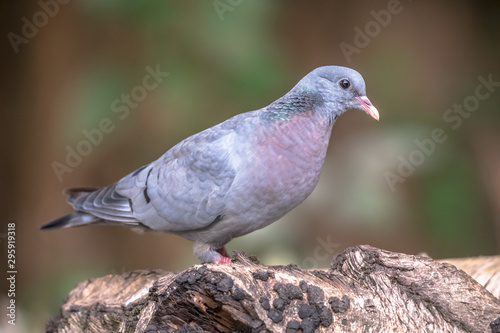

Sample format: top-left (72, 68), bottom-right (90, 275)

top-left (40, 212), bottom-right (101, 230)
top-left (41, 187), bottom-right (101, 230)
top-left (41, 186), bottom-right (140, 230)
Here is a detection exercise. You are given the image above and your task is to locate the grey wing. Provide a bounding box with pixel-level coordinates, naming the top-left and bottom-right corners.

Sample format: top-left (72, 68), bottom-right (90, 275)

top-left (115, 126), bottom-right (238, 232)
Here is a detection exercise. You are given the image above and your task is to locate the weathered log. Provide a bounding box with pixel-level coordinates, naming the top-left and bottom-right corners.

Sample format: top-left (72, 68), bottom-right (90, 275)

top-left (441, 255), bottom-right (500, 299)
top-left (46, 245), bottom-right (500, 333)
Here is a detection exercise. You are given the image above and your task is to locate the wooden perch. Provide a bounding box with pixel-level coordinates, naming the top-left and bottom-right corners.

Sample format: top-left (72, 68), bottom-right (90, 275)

top-left (441, 255), bottom-right (500, 299)
top-left (46, 245), bottom-right (500, 333)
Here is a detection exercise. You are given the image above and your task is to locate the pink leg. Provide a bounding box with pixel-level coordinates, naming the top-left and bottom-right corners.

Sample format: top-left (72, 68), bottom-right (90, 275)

top-left (216, 247), bottom-right (229, 257)
top-left (216, 247), bottom-right (232, 264)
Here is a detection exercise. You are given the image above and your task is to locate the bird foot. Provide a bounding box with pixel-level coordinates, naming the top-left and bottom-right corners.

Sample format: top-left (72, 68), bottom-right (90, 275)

top-left (216, 256), bottom-right (232, 264)
top-left (215, 247), bottom-right (231, 264)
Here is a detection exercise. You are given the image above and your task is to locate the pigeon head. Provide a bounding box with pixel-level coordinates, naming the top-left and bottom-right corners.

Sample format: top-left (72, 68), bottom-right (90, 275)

top-left (293, 66), bottom-right (379, 121)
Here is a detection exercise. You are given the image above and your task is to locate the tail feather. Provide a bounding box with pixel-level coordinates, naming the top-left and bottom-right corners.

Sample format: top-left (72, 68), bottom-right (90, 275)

top-left (42, 185), bottom-right (140, 231)
top-left (65, 187), bottom-right (99, 205)
top-left (40, 212), bottom-right (100, 230)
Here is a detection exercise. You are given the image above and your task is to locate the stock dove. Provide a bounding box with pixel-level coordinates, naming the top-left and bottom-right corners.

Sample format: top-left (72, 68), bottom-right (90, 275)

top-left (42, 66), bottom-right (379, 264)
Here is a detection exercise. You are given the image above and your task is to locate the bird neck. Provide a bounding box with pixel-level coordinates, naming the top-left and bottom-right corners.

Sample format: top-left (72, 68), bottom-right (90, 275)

top-left (256, 100), bottom-right (334, 162)
top-left (261, 90), bottom-right (325, 123)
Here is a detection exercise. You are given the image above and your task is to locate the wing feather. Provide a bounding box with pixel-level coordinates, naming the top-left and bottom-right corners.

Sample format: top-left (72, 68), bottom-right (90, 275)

top-left (115, 117), bottom-right (243, 232)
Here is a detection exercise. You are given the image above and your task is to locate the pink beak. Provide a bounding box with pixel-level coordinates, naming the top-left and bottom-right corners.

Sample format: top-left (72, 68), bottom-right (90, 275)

top-left (356, 96), bottom-right (379, 121)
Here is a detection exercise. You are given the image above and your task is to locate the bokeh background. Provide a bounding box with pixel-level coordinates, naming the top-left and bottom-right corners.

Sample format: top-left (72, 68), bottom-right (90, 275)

top-left (2, 0), bottom-right (500, 330)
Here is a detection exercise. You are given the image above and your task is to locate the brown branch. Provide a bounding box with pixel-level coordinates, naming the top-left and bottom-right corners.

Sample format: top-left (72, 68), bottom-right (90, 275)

top-left (46, 245), bottom-right (500, 333)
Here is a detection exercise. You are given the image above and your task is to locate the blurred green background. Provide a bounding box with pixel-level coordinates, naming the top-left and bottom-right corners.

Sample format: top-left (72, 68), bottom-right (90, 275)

top-left (1, 0), bottom-right (500, 330)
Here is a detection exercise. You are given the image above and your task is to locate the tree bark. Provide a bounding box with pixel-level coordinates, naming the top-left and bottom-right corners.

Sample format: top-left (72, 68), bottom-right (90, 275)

top-left (441, 255), bottom-right (500, 299)
top-left (46, 245), bottom-right (500, 333)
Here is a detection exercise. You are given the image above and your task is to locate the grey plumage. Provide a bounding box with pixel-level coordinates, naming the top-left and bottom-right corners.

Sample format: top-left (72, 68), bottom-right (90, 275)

top-left (42, 66), bottom-right (379, 264)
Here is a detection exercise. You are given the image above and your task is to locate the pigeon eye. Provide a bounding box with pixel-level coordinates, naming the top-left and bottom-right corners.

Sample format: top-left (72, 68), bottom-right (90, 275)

top-left (339, 79), bottom-right (351, 90)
